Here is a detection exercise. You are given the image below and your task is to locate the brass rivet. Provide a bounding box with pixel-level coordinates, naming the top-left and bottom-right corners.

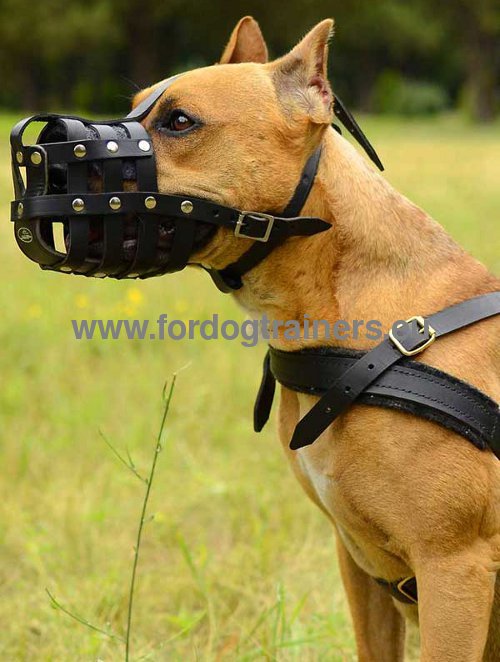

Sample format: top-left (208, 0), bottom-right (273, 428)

top-left (144, 195), bottom-right (157, 210)
top-left (72, 198), bottom-right (85, 212)
top-left (30, 151), bottom-right (42, 165)
top-left (17, 202), bottom-right (24, 217)
top-left (138, 140), bottom-right (150, 152)
top-left (60, 266), bottom-right (72, 272)
top-left (93, 272), bottom-right (106, 278)
top-left (127, 273), bottom-right (139, 278)
top-left (109, 196), bottom-right (121, 211)
top-left (73, 143), bottom-right (87, 158)
top-left (16, 151), bottom-right (23, 164)
top-left (180, 200), bottom-right (193, 214)
top-left (106, 141), bottom-right (119, 153)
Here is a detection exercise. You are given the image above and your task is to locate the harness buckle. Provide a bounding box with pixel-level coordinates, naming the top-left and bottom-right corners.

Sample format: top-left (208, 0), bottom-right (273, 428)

top-left (235, 211), bottom-right (274, 242)
top-left (389, 315), bottom-right (436, 357)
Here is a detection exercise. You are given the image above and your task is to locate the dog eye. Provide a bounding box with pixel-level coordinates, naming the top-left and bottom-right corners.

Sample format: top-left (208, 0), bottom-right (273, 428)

top-left (161, 110), bottom-right (196, 134)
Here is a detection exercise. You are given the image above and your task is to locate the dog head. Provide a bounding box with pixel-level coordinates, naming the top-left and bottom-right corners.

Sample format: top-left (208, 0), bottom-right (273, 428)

top-left (10, 17), bottom-right (334, 282)
top-left (132, 16), bottom-right (334, 271)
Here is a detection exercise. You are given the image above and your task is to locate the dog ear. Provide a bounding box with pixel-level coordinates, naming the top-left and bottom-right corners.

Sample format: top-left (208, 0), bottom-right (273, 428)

top-left (219, 16), bottom-right (268, 64)
top-left (272, 19), bottom-right (334, 124)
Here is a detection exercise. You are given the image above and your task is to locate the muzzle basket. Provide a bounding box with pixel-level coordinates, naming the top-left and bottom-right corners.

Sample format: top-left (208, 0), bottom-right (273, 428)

top-left (10, 113), bottom-right (184, 279)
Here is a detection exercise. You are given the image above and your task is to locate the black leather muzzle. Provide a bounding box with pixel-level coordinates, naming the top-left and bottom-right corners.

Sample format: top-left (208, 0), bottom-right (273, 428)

top-left (10, 72), bottom-right (382, 288)
top-left (10, 76), bottom-right (218, 279)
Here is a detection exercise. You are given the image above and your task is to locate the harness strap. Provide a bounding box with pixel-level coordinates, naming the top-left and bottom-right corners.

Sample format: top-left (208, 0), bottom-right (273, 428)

top-left (254, 292), bottom-right (500, 454)
top-left (256, 344), bottom-right (500, 453)
top-left (291, 292), bottom-right (500, 449)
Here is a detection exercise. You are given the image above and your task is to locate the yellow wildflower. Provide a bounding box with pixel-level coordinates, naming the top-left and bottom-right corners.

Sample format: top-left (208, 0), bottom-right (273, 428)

top-left (127, 288), bottom-right (143, 305)
top-left (75, 294), bottom-right (88, 309)
top-left (26, 304), bottom-right (42, 319)
top-left (174, 299), bottom-right (188, 314)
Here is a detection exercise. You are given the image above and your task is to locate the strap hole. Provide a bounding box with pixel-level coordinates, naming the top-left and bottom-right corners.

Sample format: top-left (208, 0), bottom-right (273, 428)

top-left (325, 406), bottom-right (332, 413)
top-left (368, 364), bottom-right (374, 370)
top-left (213, 210), bottom-right (220, 218)
top-left (344, 386), bottom-right (351, 393)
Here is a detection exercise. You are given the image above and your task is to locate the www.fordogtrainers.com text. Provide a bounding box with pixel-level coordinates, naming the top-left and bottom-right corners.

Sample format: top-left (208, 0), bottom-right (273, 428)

top-left (71, 314), bottom-right (427, 348)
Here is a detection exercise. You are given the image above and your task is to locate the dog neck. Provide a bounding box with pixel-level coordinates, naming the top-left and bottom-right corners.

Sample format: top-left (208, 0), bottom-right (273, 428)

top-left (233, 127), bottom-right (490, 347)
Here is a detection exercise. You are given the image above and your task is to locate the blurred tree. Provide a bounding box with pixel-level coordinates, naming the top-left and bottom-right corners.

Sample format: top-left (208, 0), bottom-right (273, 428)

top-left (142, 0), bottom-right (448, 112)
top-left (0, 0), bottom-right (120, 109)
top-left (108, 0), bottom-right (184, 87)
top-left (287, 0), bottom-right (447, 111)
top-left (419, 0), bottom-right (500, 121)
top-left (0, 0), bottom-right (496, 119)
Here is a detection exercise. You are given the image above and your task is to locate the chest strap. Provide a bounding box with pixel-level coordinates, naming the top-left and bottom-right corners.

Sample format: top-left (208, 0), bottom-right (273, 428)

top-left (254, 292), bottom-right (500, 456)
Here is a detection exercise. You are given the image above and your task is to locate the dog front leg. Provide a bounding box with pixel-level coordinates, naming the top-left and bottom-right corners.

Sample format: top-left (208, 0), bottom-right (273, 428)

top-left (415, 550), bottom-right (496, 662)
top-left (335, 533), bottom-right (406, 662)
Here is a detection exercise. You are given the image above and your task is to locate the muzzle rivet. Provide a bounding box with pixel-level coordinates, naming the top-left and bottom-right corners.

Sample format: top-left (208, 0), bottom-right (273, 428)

top-left (30, 151), bottom-right (42, 166)
top-left (106, 141), bottom-right (119, 153)
top-left (17, 202), bottom-right (24, 217)
top-left (60, 266), bottom-right (72, 272)
top-left (109, 196), bottom-right (122, 211)
top-left (138, 140), bottom-right (151, 152)
top-left (72, 198), bottom-right (85, 213)
top-left (181, 200), bottom-right (194, 214)
top-left (16, 151), bottom-right (23, 164)
top-left (73, 144), bottom-right (87, 158)
top-left (144, 195), bottom-right (157, 210)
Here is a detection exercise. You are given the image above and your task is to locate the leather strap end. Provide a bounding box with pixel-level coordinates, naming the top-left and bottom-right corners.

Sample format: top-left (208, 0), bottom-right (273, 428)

top-left (283, 217), bottom-right (331, 236)
top-left (289, 421), bottom-right (317, 450)
top-left (302, 218), bottom-right (332, 235)
top-left (253, 352), bottom-right (276, 432)
top-left (333, 94), bottom-right (384, 172)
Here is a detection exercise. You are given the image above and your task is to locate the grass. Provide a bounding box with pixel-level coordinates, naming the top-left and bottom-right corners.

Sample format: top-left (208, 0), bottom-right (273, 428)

top-left (0, 111), bottom-right (498, 661)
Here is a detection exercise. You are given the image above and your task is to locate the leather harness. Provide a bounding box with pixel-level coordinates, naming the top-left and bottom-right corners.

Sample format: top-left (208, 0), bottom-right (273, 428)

top-left (254, 293), bottom-right (500, 604)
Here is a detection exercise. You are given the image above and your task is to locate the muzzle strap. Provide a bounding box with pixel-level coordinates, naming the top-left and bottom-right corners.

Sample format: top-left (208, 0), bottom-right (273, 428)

top-left (89, 124), bottom-right (125, 275)
top-left (60, 120), bottom-right (92, 272)
top-left (123, 122), bottom-right (159, 277)
top-left (334, 94), bottom-right (384, 171)
top-left (209, 146), bottom-right (324, 292)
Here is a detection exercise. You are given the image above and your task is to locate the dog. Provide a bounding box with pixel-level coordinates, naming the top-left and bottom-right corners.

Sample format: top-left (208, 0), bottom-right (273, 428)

top-left (133, 17), bottom-right (500, 661)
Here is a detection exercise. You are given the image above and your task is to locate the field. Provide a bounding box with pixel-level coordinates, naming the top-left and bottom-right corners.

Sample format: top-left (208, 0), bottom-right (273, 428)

top-left (0, 112), bottom-right (498, 661)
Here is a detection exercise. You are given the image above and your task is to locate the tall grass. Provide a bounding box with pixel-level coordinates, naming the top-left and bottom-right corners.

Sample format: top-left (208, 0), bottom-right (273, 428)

top-left (46, 377), bottom-right (178, 660)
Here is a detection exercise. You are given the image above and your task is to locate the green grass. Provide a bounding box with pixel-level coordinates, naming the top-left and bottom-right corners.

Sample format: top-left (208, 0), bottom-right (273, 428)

top-left (0, 112), bottom-right (498, 661)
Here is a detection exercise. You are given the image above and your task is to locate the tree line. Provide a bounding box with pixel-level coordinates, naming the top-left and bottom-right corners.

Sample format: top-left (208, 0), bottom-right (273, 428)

top-left (0, 0), bottom-right (498, 121)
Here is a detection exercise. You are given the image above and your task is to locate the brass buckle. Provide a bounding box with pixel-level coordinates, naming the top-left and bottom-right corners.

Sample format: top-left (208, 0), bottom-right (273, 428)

top-left (396, 577), bottom-right (418, 604)
top-left (389, 315), bottom-right (436, 357)
top-left (235, 211), bottom-right (274, 243)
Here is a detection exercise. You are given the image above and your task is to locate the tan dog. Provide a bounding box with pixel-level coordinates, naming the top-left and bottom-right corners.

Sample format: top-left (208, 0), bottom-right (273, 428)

top-left (134, 17), bottom-right (500, 661)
